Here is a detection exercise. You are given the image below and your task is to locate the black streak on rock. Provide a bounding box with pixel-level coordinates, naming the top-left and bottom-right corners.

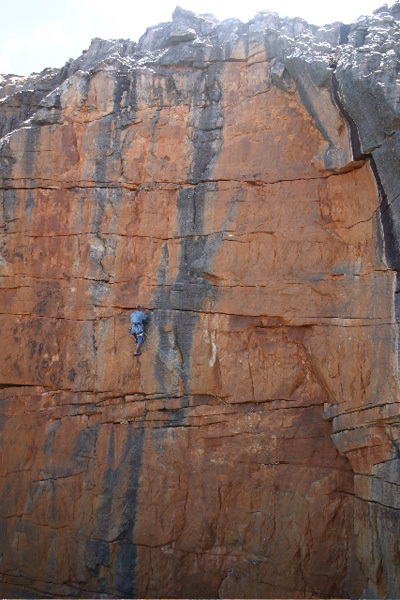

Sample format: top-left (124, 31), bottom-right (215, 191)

top-left (93, 421), bottom-right (145, 597)
top-left (332, 73), bottom-right (370, 162)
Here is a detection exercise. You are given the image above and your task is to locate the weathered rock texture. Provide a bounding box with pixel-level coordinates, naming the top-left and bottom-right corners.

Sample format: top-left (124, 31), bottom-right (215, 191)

top-left (1, 4), bottom-right (400, 599)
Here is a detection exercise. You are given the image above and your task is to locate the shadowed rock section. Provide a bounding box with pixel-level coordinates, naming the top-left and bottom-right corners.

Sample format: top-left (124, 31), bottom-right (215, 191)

top-left (1, 4), bottom-right (400, 598)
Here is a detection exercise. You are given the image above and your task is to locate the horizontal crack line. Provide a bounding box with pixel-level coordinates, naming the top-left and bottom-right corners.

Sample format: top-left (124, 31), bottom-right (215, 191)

top-left (0, 171), bottom-right (343, 190)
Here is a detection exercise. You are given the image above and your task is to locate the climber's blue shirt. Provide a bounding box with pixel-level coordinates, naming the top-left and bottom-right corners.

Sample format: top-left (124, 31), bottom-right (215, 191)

top-left (130, 310), bottom-right (147, 326)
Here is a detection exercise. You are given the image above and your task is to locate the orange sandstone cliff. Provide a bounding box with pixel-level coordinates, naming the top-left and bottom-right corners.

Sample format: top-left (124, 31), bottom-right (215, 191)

top-left (1, 5), bottom-right (400, 598)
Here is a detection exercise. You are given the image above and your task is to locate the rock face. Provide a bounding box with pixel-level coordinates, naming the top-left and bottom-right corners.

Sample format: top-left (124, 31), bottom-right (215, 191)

top-left (1, 4), bottom-right (400, 598)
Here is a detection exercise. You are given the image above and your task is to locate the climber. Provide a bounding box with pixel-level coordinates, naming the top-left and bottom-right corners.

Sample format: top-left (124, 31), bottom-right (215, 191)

top-left (129, 306), bottom-right (148, 356)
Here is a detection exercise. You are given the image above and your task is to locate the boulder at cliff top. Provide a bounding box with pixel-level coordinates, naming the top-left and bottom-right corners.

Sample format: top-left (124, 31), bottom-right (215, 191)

top-left (1, 4), bottom-right (400, 599)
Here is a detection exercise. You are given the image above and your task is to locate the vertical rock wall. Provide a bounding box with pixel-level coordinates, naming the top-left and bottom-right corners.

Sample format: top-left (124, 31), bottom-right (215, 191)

top-left (1, 5), bottom-right (400, 598)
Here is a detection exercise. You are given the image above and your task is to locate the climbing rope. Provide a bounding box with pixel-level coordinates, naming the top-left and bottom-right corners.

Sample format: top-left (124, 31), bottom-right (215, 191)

top-left (138, 326), bottom-right (278, 598)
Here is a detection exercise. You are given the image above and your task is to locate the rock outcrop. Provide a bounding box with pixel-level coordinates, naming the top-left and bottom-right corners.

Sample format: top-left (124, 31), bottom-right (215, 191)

top-left (1, 4), bottom-right (400, 598)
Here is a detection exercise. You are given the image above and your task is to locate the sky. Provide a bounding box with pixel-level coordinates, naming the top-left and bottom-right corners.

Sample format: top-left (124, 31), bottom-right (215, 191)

top-left (0, 0), bottom-right (393, 76)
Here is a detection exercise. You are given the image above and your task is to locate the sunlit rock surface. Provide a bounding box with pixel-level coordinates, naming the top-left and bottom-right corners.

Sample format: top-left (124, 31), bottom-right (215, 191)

top-left (1, 4), bottom-right (400, 598)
